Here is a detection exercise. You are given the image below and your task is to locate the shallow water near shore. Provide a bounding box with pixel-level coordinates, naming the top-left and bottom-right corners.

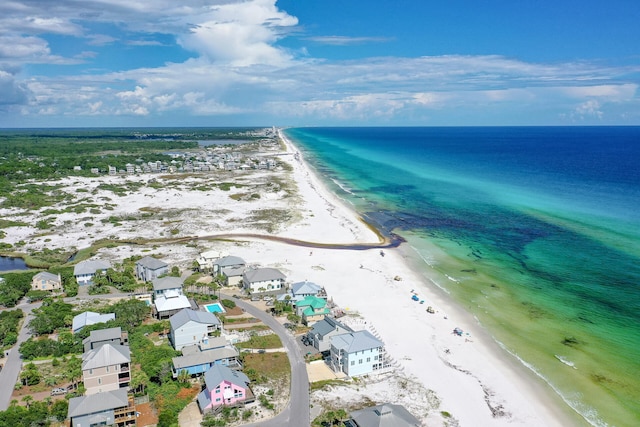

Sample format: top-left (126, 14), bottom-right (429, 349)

top-left (284, 127), bottom-right (640, 427)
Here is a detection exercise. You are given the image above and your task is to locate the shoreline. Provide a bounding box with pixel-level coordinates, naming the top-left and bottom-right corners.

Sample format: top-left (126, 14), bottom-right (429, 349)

top-left (0, 128), bottom-right (586, 425)
top-left (280, 129), bottom-right (586, 426)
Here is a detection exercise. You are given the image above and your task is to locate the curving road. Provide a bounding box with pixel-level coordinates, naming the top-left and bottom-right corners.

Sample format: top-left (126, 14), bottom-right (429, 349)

top-left (222, 294), bottom-right (310, 427)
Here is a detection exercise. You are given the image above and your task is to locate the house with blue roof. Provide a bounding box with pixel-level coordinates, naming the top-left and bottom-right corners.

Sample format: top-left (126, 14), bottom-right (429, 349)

top-left (329, 330), bottom-right (386, 377)
top-left (277, 280), bottom-right (327, 305)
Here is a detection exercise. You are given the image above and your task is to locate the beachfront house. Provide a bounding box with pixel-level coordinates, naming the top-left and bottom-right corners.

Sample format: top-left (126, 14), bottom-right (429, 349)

top-left (296, 295), bottom-right (331, 326)
top-left (152, 276), bottom-right (184, 300)
top-left (329, 330), bottom-right (386, 377)
top-left (277, 280), bottom-right (326, 305)
top-left (306, 317), bottom-right (354, 353)
top-left (345, 403), bottom-right (422, 427)
top-left (213, 255), bottom-right (246, 286)
top-left (67, 388), bottom-right (137, 427)
top-left (83, 327), bottom-right (129, 352)
top-left (82, 343), bottom-right (131, 395)
top-left (169, 308), bottom-right (222, 351)
top-left (172, 338), bottom-right (241, 378)
top-left (197, 365), bottom-right (253, 414)
top-left (72, 311), bottom-right (115, 334)
top-left (135, 256), bottom-right (169, 282)
top-left (73, 259), bottom-right (110, 285)
top-left (30, 271), bottom-right (62, 292)
top-left (242, 267), bottom-right (286, 296)
top-left (154, 290), bottom-right (195, 319)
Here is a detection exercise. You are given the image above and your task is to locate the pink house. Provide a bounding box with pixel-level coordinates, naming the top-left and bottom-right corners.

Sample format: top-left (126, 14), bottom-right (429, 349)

top-left (197, 365), bottom-right (253, 413)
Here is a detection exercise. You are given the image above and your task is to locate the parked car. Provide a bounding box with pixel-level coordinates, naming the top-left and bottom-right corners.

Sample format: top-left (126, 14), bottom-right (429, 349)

top-left (51, 388), bottom-right (66, 396)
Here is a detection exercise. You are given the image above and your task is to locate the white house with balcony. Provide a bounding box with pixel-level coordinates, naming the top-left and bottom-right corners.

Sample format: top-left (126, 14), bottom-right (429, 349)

top-left (329, 330), bottom-right (386, 377)
top-left (169, 308), bottom-right (222, 351)
top-left (242, 267), bottom-right (286, 296)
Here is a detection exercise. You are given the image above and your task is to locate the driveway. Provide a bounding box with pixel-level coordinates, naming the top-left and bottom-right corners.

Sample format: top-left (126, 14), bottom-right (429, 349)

top-left (222, 294), bottom-right (311, 427)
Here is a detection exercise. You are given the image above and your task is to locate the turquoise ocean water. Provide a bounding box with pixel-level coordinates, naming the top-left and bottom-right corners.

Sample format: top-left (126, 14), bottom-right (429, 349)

top-left (284, 127), bottom-right (640, 427)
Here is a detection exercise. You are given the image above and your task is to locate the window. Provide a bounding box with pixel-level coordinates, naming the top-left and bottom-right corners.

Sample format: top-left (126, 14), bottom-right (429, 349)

top-left (359, 359), bottom-right (363, 364)
top-left (106, 366), bottom-right (109, 373)
top-left (98, 378), bottom-right (102, 385)
top-left (367, 357), bottom-right (371, 362)
top-left (89, 369), bottom-right (93, 375)
top-left (350, 361), bottom-right (355, 366)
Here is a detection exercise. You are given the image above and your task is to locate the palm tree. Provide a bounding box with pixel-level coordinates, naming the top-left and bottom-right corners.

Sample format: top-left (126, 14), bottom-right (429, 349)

top-left (22, 395), bottom-right (33, 409)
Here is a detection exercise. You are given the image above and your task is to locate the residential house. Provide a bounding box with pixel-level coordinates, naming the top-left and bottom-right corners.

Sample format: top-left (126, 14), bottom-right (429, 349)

top-left (197, 365), bottom-right (253, 414)
top-left (152, 276), bottom-right (184, 300)
top-left (295, 295), bottom-right (330, 326)
top-left (82, 343), bottom-right (131, 395)
top-left (83, 327), bottom-right (129, 352)
top-left (329, 330), bottom-right (386, 377)
top-left (172, 338), bottom-right (241, 377)
top-left (213, 256), bottom-right (246, 287)
top-left (169, 309), bottom-right (222, 351)
top-left (73, 259), bottom-right (110, 285)
top-left (72, 311), bottom-right (115, 334)
top-left (345, 403), bottom-right (422, 427)
top-left (277, 280), bottom-right (326, 305)
top-left (154, 290), bottom-right (195, 319)
top-left (195, 250), bottom-right (228, 273)
top-left (67, 388), bottom-right (136, 427)
top-left (135, 256), bottom-right (169, 282)
top-left (30, 271), bottom-right (62, 292)
top-left (306, 317), bottom-right (353, 352)
top-left (242, 267), bottom-right (286, 296)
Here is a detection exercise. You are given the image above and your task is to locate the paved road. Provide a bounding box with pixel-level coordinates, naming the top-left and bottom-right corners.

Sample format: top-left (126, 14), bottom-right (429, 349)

top-left (223, 294), bottom-right (311, 427)
top-left (0, 291), bottom-right (132, 411)
top-left (0, 300), bottom-right (41, 410)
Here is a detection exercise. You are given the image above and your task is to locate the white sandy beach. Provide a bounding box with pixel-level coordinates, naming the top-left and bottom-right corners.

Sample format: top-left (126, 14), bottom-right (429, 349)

top-left (0, 131), bottom-right (580, 426)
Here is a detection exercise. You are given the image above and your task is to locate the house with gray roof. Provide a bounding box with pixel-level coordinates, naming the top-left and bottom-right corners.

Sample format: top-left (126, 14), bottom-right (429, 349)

top-left (83, 327), bottom-right (129, 352)
top-left (152, 276), bottom-right (184, 300)
top-left (214, 256), bottom-right (246, 286)
top-left (197, 365), bottom-right (253, 413)
top-left (135, 256), bottom-right (169, 281)
top-left (172, 338), bottom-right (241, 377)
top-left (82, 343), bottom-right (131, 395)
top-left (345, 403), bottom-right (422, 427)
top-left (307, 316), bottom-right (353, 352)
top-left (73, 259), bottom-right (110, 285)
top-left (329, 330), bottom-right (387, 377)
top-left (277, 280), bottom-right (327, 304)
top-left (169, 308), bottom-right (222, 350)
top-left (67, 388), bottom-right (136, 427)
top-left (242, 267), bottom-right (286, 296)
top-left (30, 271), bottom-right (62, 292)
top-left (72, 311), bottom-right (115, 333)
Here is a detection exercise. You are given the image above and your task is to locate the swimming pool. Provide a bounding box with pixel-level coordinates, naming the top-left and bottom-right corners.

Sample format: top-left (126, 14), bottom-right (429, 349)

top-left (204, 302), bottom-right (226, 314)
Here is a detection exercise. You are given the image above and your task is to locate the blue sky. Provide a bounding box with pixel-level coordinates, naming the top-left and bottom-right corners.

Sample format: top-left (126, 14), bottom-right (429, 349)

top-left (1, 0), bottom-right (639, 127)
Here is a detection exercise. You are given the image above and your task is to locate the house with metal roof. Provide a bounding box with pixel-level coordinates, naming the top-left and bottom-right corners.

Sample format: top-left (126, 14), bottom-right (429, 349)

top-left (295, 295), bottom-right (331, 326)
top-left (73, 259), bottom-right (110, 285)
top-left (307, 317), bottom-right (354, 352)
top-left (72, 311), bottom-right (116, 333)
top-left (169, 308), bottom-right (222, 350)
top-left (152, 276), bottom-right (184, 300)
top-left (82, 343), bottom-right (131, 395)
top-left (67, 388), bottom-right (136, 427)
top-left (172, 338), bottom-right (241, 377)
top-left (277, 280), bottom-right (327, 304)
top-left (135, 256), bottom-right (169, 282)
top-left (329, 330), bottom-right (387, 377)
top-left (30, 271), bottom-right (62, 292)
top-left (154, 290), bottom-right (195, 319)
top-left (345, 403), bottom-right (422, 427)
top-left (197, 365), bottom-right (253, 414)
top-left (83, 327), bottom-right (129, 352)
top-left (242, 267), bottom-right (286, 296)
top-left (214, 256), bottom-right (246, 286)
